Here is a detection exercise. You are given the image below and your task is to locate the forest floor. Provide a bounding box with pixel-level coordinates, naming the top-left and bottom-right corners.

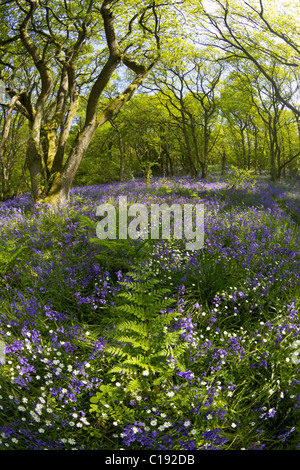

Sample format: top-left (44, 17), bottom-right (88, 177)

top-left (0, 174), bottom-right (300, 450)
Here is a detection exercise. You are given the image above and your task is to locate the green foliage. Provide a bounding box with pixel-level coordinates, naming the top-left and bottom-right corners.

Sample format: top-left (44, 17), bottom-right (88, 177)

top-left (89, 269), bottom-right (190, 429)
top-left (140, 161), bottom-right (159, 185)
top-left (2, 175), bottom-right (300, 449)
top-left (226, 166), bottom-right (257, 190)
top-left (77, 213), bottom-right (158, 274)
top-left (0, 240), bottom-right (27, 283)
top-left (104, 269), bottom-right (187, 383)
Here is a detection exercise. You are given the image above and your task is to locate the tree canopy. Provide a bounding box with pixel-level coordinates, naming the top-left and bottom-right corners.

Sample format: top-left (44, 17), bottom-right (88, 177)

top-left (1, 0), bottom-right (300, 202)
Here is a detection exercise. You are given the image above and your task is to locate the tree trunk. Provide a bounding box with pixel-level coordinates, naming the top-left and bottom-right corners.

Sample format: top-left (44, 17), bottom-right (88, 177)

top-left (221, 148), bottom-right (226, 175)
top-left (110, 118), bottom-right (125, 182)
top-left (246, 129), bottom-right (251, 170)
top-left (26, 138), bottom-right (45, 200)
top-left (203, 112), bottom-right (210, 177)
top-left (254, 126), bottom-right (258, 173)
top-left (181, 117), bottom-right (197, 177)
top-left (199, 160), bottom-right (207, 179)
top-left (240, 127), bottom-right (246, 169)
top-left (43, 71), bottom-right (155, 204)
top-left (162, 145), bottom-right (174, 176)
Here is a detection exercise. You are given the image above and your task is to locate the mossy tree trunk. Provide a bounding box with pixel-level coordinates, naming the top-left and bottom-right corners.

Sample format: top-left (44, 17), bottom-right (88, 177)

top-left (2, 0), bottom-right (162, 205)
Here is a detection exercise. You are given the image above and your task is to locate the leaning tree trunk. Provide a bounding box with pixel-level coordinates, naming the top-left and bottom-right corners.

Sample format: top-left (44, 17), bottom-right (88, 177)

top-left (43, 71), bottom-right (155, 205)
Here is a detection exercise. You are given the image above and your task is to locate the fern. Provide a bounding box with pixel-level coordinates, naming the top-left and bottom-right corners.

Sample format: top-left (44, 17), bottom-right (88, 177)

top-left (0, 241), bottom-right (27, 280)
top-left (103, 268), bottom-right (187, 389)
top-left (77, 214), bottom-right (157, 273)
top-left (89, 268), bottom-right (193, 426)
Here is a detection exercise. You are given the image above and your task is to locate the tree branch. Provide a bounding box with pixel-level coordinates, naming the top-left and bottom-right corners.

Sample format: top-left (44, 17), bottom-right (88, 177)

top-left (0, 34), bottom-right (21, 46)
top-left (19, 1), bottom-right (52, 100)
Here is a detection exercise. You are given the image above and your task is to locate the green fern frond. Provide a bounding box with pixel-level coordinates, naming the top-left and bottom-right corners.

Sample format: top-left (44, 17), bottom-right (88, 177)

top-left (0, 243), bottom-right (27, 277)
top-left (116, 320), bottom-right (150, 337)
top-left (102, 268), bottom-right (189, 386)
top-left (110, 335), bottom-right (150, 351)
top-left (115, 303), bottom-right (147, 320)
top-left (125, 377), bottom-right (147, 392)
top-left (109, 357), bottom-right (154, 374)
top-left (105, 346), bottom-right (128, 359)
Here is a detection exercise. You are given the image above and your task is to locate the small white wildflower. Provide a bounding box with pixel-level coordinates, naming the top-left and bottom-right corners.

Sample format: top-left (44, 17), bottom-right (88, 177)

top-left (30, 411), bottom-right (40, 422)
top-left (35, 404), bottom-right (43, 415)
